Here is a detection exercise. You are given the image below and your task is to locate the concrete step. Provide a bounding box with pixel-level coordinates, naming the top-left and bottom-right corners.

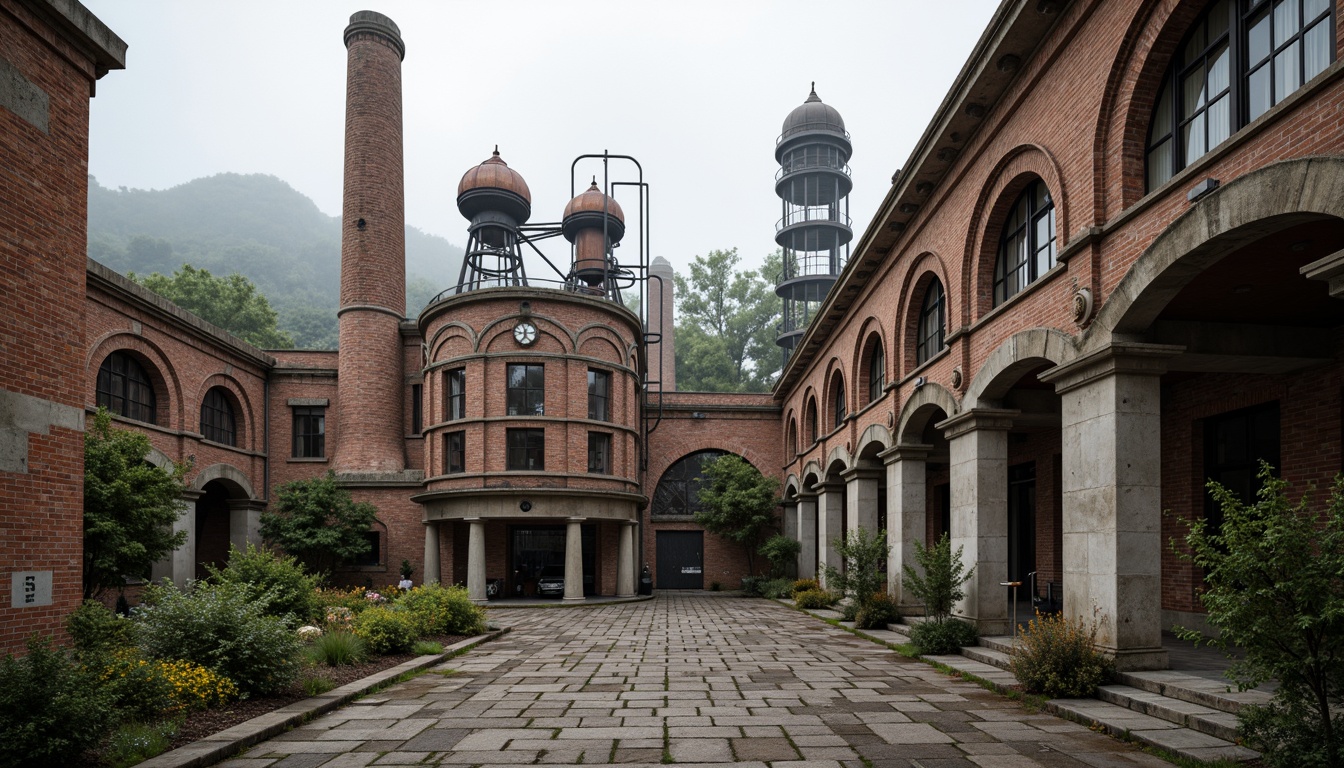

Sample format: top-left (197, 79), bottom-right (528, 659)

top-left (1050, 696), bottom-right (1259, 764)
top-left (1097, 684), bottom-right (1242, 742)
top-left (960, 644), bottom-right (1012, 670)
top-left (1115, 669), bottom-right (1274, 716)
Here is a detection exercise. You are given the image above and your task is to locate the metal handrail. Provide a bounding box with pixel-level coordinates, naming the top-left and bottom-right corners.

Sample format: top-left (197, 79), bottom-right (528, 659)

top-left (775, 160), bottom-right (852, 182)
top-left (775, 208), bottom-right (852, 233)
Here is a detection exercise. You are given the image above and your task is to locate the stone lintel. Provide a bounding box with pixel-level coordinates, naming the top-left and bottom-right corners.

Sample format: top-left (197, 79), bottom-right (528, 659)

top-left (839, 465), bottom-right (884, 482)
top-left (178, 489), bottom-right (205, 502)
top-left (810, 479), bottom-right (845, 493)
top-left (1301, 247), bottom-right (1344, 297)
top-left (1038, 342), bottom-right (1184, 395)
top-left (287, 398), bottom-right (330, 407)
top-left (878, 443), bottom-right (933, 464)
top-left (935, 408), bottom-right (1018, 440)
top-left (333, 469), bottom-right (425, 487)
top-left (780, 499), bottom-right (799, 509)
top-left (225, 498), bottom-right (267, 511)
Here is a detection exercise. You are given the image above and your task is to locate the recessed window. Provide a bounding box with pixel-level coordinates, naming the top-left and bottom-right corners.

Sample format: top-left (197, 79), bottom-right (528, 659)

top-left (200, 387), bottom-right (237, 446)
top-left (588, 369), bottom-right (611, 421)
top-left (917, 279), bottom-right (946, 365)
top-left (831, 374), bottom-right (846, 430)
top-left (1147, 0), bottom-right (1334, 190)
top-left (411, 383), bottom-right (423, 435)
top-left (506, 364), bottom-right (544, 416)
top-left (867, 342), bottom-right (885, 404)
top-left (993, 179), bottom-right (1056, 306)
top-left (292, 406), bottom-right (325, 458)
top-left (445, 430), bottom-right (465, 474)
top-left (1204, 401), bottom-right (1280, 533)
top-left (806, 397), bottom-right (818, 444)
top-left (788, 418), bottom-right (799, 456)
top-left (96, 351), bottom-right (157, 424)
top-left (446, 368), bottom-right (465, 421)
top-left (507, 428), bottom-right (545, 470)
top-left (351, 531), bottom-right (381, 567)
top-left (651, 449), bottom-right (731, 518)
top-left (588, 432), bottom-right (612, 474)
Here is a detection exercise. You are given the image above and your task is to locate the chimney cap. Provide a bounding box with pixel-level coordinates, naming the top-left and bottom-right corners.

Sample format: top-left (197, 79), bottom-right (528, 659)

top-left (345, 11), bottom-right (405, 60)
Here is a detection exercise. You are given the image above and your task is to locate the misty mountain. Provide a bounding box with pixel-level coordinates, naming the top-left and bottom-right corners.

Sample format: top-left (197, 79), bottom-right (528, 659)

top-left (87, 173), bottom-right (464, 348)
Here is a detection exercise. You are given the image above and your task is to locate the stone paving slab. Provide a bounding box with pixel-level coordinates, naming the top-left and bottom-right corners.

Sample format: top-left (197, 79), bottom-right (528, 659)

top-left (198, 595), bottom-right (1192, 767)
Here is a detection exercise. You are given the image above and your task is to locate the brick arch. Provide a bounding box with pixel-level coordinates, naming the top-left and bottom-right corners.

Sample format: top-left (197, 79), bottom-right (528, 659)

top-left (785, 410), bottom-right (799, 462)
top-left (855, 423), bottom-right (892, 465)
top-left (1088, 156), bottom-right (1344, 348)
top-left (197, 373), bottom-right (256, 451)
top-left (190, 462), bottom-right (258, 500)
top-left (824, 366), bottom-right (847, 432)
top-left (898, 252), bottom-right (953, 374)
top-left (144, 446), bottom-right (174, 470)
top-left (800, 460), bottom-right (823, 490)
top-left (427, 322), bottom-right (476, 362)
top-left (823, 445), bottom-right (850, 480)
top-left (849, 318), bottom-right (887, 409)
top-left (86, 332), bottom-right (182, 429)
top-left (783, 474), bottom-right (803, 499)
top-left (964, 328), bottom-right (1078, 409)
top-left (896, 383), bottom-right (959, 445)
top-left (803, 388), bottom-right (819, 445)
top-left (480, 314), bottom-right (570, 355)
top-left (962, 144), bottom-right (1068, 323)
top-left (574, 324), bottom-right (626, 365)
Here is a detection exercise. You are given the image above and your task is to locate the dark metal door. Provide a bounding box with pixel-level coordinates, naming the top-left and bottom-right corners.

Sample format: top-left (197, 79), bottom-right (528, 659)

top-left (656, 531), bottom-right (703, 589)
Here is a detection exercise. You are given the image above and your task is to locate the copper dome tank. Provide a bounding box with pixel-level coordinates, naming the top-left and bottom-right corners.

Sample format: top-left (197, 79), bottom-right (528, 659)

top-left (563, 180), bottom-right (626, 286)
top-left (457, 148), bottom-right (532, 224)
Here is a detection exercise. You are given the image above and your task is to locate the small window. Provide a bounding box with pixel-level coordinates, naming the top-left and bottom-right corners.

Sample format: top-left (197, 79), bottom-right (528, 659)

top-left (506, 428), bottom-right (545, 470)
top-left (787, 418), bottom-right (799, 457)
top-left (506, 364), bottom-right (544, 416)
top-left (446, 368), bottom-right (465, 421)
top-left (445, 430), bottom-right (465, 474)
top-left (351, 531), bottom-right (380, 567)
top-left (831, 375), bottom-right (846, 430)
top-left (993, 180), bottom-right (1056, 306)
top-left (200, 387), bottom-right (237, 446)
top-left (867, 343), bottom-right (885, 404)
top-left (1204, 401), bottom-right (1280, 533)
top-left (806, 397), bottom-right (818, 444)
top-left (588, 369), bottom-right (611, 421)
top-left (292, 406), bottom-right (325, 458)
top-left (588, 432), bottom-right (612, 474)
top-left (411, 383), bottom-right (423, 435)
top-left (96, 351), bottom-right (157, 424)
top-left (917, 279), bottom-right (947, 365)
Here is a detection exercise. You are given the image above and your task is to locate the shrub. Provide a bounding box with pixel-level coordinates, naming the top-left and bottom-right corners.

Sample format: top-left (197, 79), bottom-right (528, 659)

top-left (302, 673), bottom-right (335, 696)
top-left (0, 636), bottom-right (115, 768)
top-left (791, 578), bottom-right (819, 596)
top-left (207, 543), bottom-right (320, 626)
top-left (902, 532), bottom-right (974, 623)
top-left (759, 534), bottom-right (801, 578)
top-left (794, 589), bottom-right (838, 610)
top-left (758, 578), bottom-right (794, 599)
top-left (840, 600), bottom-right (860, 622)
top-left (396, 584), bottom-right (485, 636)
top-left (133, 581), bottom-right (301, 696)
top-left (66, 599), bottom-right (134, 657)
top-left (1010, 609), bottom-right (1114, 698)
top-left (740, 575), bottom-right (765, 597)
top-left (855, 591), bottom-right (900, 630)
top-left (104, 720), bottom-right (178, 768)
top-left (353, 606), bottom-right (418, 655)
top-left (306, 631), bottom-right (367, 667)
top-left (909, 618), bottom-right (979, 655)
top-left (315, 586), bottom-right (373, 615)
top-left (824, 527), bottom-right (892, 625)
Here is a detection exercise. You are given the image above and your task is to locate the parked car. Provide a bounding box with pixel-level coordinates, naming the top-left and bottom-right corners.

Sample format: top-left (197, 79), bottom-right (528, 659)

top-left (537, 564), bottom-right (565, 597)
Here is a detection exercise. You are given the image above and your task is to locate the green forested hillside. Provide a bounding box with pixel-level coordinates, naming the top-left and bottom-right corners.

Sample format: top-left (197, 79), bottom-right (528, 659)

top-left (87, 174), bottom-right (464, 349)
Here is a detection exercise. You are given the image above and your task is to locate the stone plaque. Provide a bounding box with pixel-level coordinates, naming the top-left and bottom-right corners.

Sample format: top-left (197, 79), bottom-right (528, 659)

top-left (11, 571), bottom-right (53, 608)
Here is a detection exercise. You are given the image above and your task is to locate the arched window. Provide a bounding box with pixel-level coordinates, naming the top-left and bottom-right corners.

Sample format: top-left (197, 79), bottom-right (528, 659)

top-left (831, 373), bottom-right (846, 430)
top-left (992, 179), bottom-right (1056, 306)
top-left (1147, 0), bottom-right (1334, 190)
top-left (787, 418), bottom-right (799, 457)
top-left (96, 351), bottom-right (157, 424)
top-left (917, 278), bottom-right (946, 365)
top-left (805, 396), bottom-right (818, 445)
top-left (867, 343), bottom-right (885, 404)
top-left (651, 449), bottom-right (731, 518)
top-left (200, 387), bottom-right (237, 446)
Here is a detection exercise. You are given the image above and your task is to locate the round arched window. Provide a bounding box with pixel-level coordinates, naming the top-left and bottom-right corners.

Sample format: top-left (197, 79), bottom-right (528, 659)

top-left (992, 179), bottom-right (1056, 306)
top-left (200, 387), bottom-right (237, 446)
top-left (651, 450), bottom-right (731, 519)
top-left (96, 351), bottom-right (157, 424)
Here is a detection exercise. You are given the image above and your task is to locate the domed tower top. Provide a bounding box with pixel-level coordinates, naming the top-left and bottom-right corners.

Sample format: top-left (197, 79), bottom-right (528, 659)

top-left (457, 147), bottom-right (531, 224)
top-left (777, 83), bottom-right (851, 162)
top-left (562, 179), bottom-right (626, 243)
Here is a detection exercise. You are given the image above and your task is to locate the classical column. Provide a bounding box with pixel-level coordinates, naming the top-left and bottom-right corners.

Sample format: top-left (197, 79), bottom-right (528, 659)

top-left (466, 518), bottom-right (487, 604)
top-left (815, 480), bottom-right (845, 588)
top-left (423, 522), bottom-right (441, 585)
top-left (152, 490), bottom-right (202, 589)
top-left (938, 409), bottom-right (1017, 635)
top-left (842, 466), bottom-right (881, 535)
top-left (617, 522), bottom-right (636, 597)
top-left (781, 499), bottom-right (798, 542)
top-left (882, 444), bottom-right (930, 611)
top-left (795, 493), bottom-right (818, 579)
top-left (1040, 343), bottom-right (1180, 671)
top-left (564, 517), bottom-right (585, 601)
top-left (227, 499), bottom-right (265, 553)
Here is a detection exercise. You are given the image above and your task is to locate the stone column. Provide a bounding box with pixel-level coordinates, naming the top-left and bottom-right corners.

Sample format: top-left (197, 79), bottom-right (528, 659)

top-left (152, 490), bottom-right (202, 589)
top-left (616, 522), bottom-right (636, 597)
top-left (564, 517), bottom-right (585, 601)
top-left (227, 499), bottom-right (265, 553)
top-left (937, 409), bottom-right (1017, 635)
top-left (1040, 343), bottom-right (1179, 671)
top-left (841, 466), bottom-right (881, 535)
top-left (781, 500), bottom-right (798, 541)
top-left (466, 518), bottom-right (487, 603)
top-left (796, 493), bottom-right (818, 579)
top-left (815, 480), bottom-right (845, 588)
top-left (881, 444), bottom-right (930, 611)
top-left (423, 522), bottom-right (441, 585)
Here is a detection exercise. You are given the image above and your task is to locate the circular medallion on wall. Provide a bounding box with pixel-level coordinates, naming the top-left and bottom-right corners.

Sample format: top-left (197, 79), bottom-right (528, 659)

top-left (513, 321), bottom-right (538, 346)
top-left (1071, 288), bottom-right (1094, 326)
top-left (950, 366), bottom-right (964, 390)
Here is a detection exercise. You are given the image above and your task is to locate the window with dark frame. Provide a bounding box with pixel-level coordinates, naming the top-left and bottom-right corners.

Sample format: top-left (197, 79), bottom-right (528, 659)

top-left (506, 364), bottom-right (544, 416)
top-left (651, 449), bottom-right (732, 518)
top-left (96, 351), bottom-right (157, 424)
top-left (587, 432), bottom-right (612, 474)
top-left (588, 369), bottom-right (611, 421)
top-left (411, 383), bottom-right (422, 435)
top-left (992, 180), bottom-right (1056, 306)
top-left (867, 343), bottom-right (885, 404)
top-left (506, 428), bottom-right (545, 470)
top-left (292, 406), bottom-right (325, 458)
top-left (1147, 0), bottom-right (1334, 190)
top-left (445, 430), bottom-right (465, 474)
top-left (200, 387), bottom-right (236, 446)
top-left (351, 531), bottom-right (380, 567)
top-left (446, 368), bottom-right (465, 421)
top-left (1203, 401), bottom-right (1281, 534)
top-left (831, 375), bottom-right (846, 429)
top-left (788, 419), bottom-right (799, 456)
top-left (917, 279), bottom-right (947, 365)
top-left (806, 397), bottom-right (818, 444)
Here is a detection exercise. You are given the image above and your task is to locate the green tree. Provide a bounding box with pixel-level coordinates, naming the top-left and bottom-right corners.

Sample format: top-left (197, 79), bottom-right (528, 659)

top-left (132, 263), bottom-right (294, 349)
top-left (692, 454), bottom-right (781, 576)
top-left (759, 533), bottom-right (801, 578)
top-left (83, 408), bottom-right (189, 599)
top-left (902, 532), bottom-right (974, 624)
top-left (823, 527), bottom-right (891, 616)
top-left (1180, 466), bottom-right (1344, 768)
top-left (260, 471), bottom-right (377, 576)
top-left (674, 248), bottom-right (781, 392)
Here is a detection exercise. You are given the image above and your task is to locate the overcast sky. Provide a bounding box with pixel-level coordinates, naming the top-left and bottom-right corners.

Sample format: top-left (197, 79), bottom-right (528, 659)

top-left (83, 1), bottom-right (1000, 281)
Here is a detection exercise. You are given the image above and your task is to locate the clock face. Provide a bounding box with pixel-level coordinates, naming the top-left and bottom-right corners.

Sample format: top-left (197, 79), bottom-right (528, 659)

top-left (513, 321), bottom-right (537, 346)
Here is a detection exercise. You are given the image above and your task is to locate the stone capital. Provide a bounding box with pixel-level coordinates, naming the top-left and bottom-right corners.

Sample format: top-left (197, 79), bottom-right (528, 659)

top-left (1038, 342), bottom-right (1184, 395)
top-left (839, 465), bottom-right (884, 482)
top-left (878, 443), bottom-right (933, 464)
top-left (225, 498), bottom-right (266, 512)
top-left (811, 479), bottom-right (845, 494)
top-left (935, 408), bottom-right (1018, 440)
top-left (178, 489), bottom-right (205, 503)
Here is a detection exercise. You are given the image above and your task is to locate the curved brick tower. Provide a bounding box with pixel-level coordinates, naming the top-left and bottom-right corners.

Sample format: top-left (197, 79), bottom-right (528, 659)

top-left (336, 11), bottom-right (406, 474)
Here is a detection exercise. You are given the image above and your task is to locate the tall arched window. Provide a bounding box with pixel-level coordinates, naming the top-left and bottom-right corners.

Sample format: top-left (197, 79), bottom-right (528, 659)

top-left (992, 180), bottom-right (1056, 306)
top-left (1147, 0), bottom-right (1334, 190)
top-left (96, 351), bottom-right (157, 424)
top-left (917, 279), bottom-right (946, 365)
top-left (787, 418), bottom-right (799, 457)
top-left (831, 373), bottom-right (846, 430)
top-left (867, 343), bottom-right (885, 404)
top-left (200, 387), bottom-right (237, 446)
top-left (805, 396), bottom-right (818, 445)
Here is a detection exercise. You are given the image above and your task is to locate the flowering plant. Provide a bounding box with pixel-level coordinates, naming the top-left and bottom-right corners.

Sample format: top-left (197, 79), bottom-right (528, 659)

top-left (364, 590), bottom-right (387, 604)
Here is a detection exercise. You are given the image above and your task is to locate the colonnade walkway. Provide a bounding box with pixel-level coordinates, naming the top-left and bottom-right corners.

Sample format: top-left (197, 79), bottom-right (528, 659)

top-left (219, 593), bottom-right (1175, 768)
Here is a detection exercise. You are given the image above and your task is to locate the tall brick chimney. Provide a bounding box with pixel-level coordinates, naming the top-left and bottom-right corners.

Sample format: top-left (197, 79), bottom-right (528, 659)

top-left (648, 256), bottom-right (676, 392)
top-left (335, 11), bottom-right (406, 474)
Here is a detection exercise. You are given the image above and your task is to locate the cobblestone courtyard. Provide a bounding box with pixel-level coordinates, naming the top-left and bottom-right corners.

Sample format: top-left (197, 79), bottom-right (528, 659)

top-left (221, 594), bottom-right (1172, 768)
